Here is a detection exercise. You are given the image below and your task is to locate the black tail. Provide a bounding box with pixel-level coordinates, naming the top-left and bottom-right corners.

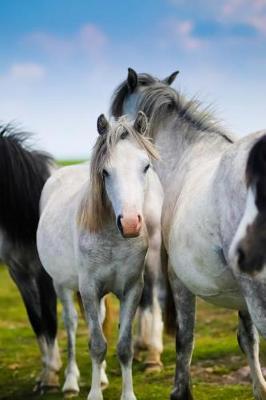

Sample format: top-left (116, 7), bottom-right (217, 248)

top-left (161, 245), bottom-right (177, 335)
top-left (0, 124), bottom-right (54, 245)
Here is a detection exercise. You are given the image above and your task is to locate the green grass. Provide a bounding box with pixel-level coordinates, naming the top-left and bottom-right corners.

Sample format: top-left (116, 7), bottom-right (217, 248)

top-left (0, 265), bottom-right (262, 400)
top-left (59, 160), bottom-right (85, 166)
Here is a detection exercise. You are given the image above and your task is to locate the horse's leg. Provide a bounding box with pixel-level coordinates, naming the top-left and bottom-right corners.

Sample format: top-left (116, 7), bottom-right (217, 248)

top-left (238, 311), bottom-right (266, 400)
top-left (136, 274), bottom-right (163, 371)
top-left (99, 298), bottom-right (109, 388)
top-left (36, 265), bottom-right (61, 390)
top-left (118, 280), bottom-right (144, 400)
top-left (80, 283), bottom-right (107, 400)
top-left (135, 231), bottom-right (163, 372)
top-left (8, 264), bottom-right (60, 391)
top-left (168, 266), bottom-right (195, 400)
top-left (54, 284), bottom-right (80, 396)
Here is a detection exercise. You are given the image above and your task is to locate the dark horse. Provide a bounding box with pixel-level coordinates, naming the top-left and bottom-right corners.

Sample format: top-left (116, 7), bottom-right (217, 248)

top-left (0, 124), bottom-right (61, 391)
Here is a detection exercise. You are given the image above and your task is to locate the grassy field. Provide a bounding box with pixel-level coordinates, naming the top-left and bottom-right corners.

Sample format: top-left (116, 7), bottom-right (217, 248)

top-left (0, 266), bottom-right (264, 400)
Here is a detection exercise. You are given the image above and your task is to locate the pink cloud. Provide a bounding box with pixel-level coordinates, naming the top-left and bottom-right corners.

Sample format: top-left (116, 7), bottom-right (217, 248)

top-left (25, 23), bottom-right (108, 57)
top-left (222, 0), bottom-right (266, 35)
top-left (249, 15), bottom-right (266, 34)
top-left (79, 25), bottom-right (107, 51)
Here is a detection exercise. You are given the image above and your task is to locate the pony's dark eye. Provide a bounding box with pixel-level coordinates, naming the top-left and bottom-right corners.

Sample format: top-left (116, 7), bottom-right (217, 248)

top-left (144, 164), bottom-right (150, 173)
top-left (121, 130), bottom-right (128, 140)
top-left (102, 169), bottom-right (109, 178)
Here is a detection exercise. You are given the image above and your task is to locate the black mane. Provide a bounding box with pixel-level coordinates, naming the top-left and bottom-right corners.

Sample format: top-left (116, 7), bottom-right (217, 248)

top-left (0, 124), bottom-right (54, 246)
top-left (110, 73), bottom-right (158, 118)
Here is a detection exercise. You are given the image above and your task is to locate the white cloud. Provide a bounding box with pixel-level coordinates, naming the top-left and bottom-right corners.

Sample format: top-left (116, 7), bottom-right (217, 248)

top-left (25, 23), bottom-right (108, 58)
top-left (9, 62), bottom-right (46, 80)
top-left (168, 0), bottom-right (266, 37)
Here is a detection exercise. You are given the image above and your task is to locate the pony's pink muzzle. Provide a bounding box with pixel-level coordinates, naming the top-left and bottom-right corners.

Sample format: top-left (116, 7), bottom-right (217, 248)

top-left (117, 214), bottom-right (142, 238)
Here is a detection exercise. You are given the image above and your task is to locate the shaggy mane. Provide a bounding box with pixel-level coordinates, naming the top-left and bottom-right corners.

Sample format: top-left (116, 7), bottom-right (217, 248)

top-left (110, 74), bottom-right (233, 143)
top-left (78, 116), bottom-right (158, 232)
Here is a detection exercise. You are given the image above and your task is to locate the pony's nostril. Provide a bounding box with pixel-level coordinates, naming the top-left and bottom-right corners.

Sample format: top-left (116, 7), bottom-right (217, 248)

top-left (137, 214), bottom-right (142, 223)
top-left (117, 214), bottom-right (123, 233)
top-left (237, 247), bottom-right (246, 268)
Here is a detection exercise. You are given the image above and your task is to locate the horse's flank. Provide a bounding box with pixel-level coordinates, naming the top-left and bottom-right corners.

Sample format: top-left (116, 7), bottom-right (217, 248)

top-left (77, 116), bottom-right (159, 233)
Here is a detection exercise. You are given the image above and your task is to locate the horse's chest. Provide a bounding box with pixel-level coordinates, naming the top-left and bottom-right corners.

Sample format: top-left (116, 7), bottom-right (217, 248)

top-left (79, 232), bottom-right (148, 296)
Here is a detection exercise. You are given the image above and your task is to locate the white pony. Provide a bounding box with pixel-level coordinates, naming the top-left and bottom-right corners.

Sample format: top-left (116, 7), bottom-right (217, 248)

top-left (37, 112), bottom-right (163, 400)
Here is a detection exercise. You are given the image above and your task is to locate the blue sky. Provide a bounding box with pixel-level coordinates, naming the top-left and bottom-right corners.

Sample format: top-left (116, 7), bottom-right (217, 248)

top-left (0, 0), bottom-right (266, 158)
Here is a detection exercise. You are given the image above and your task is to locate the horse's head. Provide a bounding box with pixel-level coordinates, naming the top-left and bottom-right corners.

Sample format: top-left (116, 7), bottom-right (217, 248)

top-left (110, 68), bottom-right (179, 119)
top-left (236, 212), bottom-right (266, 276)
top-left (81, 112), bottom-right (158, 237)
top-left (230, 136), bottom-right (266, 276)
top-left (229, 136), bottom-right (266, 337)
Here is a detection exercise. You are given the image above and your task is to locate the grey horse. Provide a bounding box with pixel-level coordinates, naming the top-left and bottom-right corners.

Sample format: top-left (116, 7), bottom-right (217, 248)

top-left (110, 68), bottom-right (266, 400)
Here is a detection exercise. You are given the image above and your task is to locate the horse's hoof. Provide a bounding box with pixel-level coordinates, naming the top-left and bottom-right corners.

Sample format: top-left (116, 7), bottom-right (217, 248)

top-left (144, 362), bottom-right (163, 374)
top-left (254, 385), bottom-right (266, 400)
top-left (33, 381), bottom-right (42, 393)
top-left (40, 385), bottom-right (60, 395)
top-left (170, 386), bottom-right (194, 400)
top-left (101, 381), bottom-right (109, 391)
top-left (133, 352), bottom-right (142, 362)
top-left (64, 390), bottom-right (80, 398)
top-left (63, 372), bottom-right (80, 395)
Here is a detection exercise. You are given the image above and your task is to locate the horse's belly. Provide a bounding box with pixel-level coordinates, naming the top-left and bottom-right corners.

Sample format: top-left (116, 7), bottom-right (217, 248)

top-left (168, 165), bottom-right (247, 311)
top-left (37, 213), bottom-right (78, 290)
top-left (170, 247), bottom-right (246, 309)
top-left (169, 223), bottom-right (246, 311)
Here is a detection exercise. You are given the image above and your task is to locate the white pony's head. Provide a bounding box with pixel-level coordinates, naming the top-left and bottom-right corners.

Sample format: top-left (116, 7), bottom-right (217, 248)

top-left (79, 112), bottom-right (158, 237)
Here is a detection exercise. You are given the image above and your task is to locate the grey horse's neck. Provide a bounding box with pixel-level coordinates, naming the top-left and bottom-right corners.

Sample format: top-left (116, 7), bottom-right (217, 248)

top-left (152, 118), bottom-right (233, 188)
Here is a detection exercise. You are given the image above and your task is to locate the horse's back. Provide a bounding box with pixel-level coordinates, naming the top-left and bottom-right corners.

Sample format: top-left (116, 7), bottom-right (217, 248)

top-left (40, 163), bottom-right (90, 212)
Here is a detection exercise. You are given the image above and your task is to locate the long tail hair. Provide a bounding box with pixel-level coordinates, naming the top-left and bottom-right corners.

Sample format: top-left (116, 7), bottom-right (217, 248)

top-left (161, 245), bottom-right (177, 335)
top-left (0, 124), bottom-right (54, 246)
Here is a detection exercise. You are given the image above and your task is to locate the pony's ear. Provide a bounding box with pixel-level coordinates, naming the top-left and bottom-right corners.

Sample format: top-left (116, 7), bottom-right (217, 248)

top-left (162, 70), bottom-right (179, 86)
top-left (127, 68), bottom-right (138, 92)
top-left (134, 111), bottom-right (148, 135)
top-left (97, 114), bottom-right (109, 135)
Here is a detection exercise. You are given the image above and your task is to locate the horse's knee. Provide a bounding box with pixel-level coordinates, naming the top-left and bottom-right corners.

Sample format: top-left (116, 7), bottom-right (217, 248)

top-left (90, 336), bottom-right (107, 363)
top-left (117, 336), bottom-right (132, 365)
